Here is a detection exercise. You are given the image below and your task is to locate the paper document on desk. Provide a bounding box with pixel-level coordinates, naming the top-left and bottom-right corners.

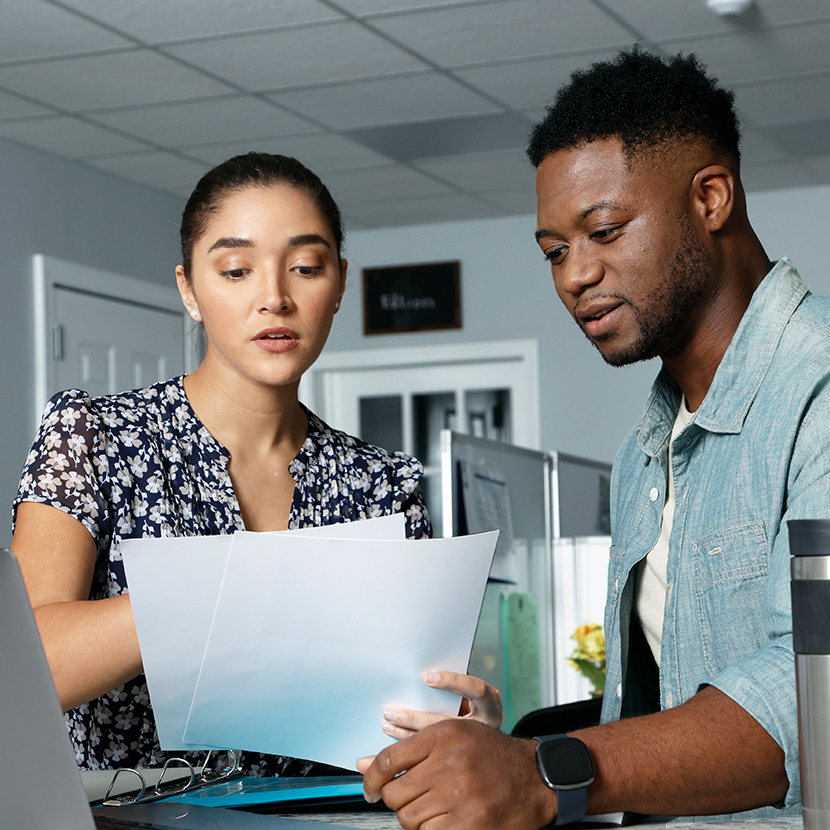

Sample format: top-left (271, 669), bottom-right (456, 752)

top-left (182, 530), bottom-right (498, 769)
top-left (121, 513), bottom-right (407, 750)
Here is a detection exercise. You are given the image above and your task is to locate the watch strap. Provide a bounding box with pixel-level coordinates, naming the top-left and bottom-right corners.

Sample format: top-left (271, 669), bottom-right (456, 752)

top-left (534, 733), bottom-right (592, 826)
top-left (554, 784), bottom-right (588, 826)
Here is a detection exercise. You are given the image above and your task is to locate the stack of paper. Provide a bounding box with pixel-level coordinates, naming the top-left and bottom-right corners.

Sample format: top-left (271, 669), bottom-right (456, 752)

top-left (120, 516), bottom-right (497, 771)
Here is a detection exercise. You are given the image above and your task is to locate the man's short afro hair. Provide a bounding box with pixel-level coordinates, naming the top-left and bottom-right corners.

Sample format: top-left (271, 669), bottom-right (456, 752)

top-left (527, 48), bottom-right (741, 168)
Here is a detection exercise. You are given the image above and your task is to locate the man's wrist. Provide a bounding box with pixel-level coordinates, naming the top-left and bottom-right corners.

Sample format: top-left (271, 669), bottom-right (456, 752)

top-left (533, 734), bottom-right (594, 825)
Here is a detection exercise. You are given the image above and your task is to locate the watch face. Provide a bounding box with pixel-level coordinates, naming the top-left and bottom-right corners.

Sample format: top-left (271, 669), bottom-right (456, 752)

top-left (537, 737), bottom-right (594, 788)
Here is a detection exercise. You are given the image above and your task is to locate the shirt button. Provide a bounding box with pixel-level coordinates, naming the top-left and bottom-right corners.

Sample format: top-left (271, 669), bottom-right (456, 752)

top-left (667, 691), bottom-right (673, 708)
top-left (649, 487), bottom-right (659, 502)
top-left (616, 683), bottom-right (622, 698)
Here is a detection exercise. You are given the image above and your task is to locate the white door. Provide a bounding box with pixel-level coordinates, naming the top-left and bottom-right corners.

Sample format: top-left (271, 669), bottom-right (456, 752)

top-left (301, 340), bottom-right (540, 531)
top-left (33, 255), bottom-right (198, 427)
top-left (53, 287), bottom-right (184, 398)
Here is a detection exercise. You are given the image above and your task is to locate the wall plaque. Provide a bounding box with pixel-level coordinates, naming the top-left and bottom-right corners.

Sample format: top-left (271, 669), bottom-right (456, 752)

top-left (362, 261), bottom-right (461, 335)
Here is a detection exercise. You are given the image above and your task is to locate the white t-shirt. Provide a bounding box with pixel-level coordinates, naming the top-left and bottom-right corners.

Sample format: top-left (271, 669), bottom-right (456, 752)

top-left (635, 397), bottom-right (694, 663)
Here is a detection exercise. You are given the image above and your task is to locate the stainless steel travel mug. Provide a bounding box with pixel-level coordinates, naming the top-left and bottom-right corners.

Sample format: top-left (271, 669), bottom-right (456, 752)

top-left (790, 519), bottom-right (830, 830)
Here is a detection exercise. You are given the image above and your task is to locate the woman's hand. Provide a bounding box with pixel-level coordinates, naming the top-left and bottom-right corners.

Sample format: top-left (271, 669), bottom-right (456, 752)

top-left (381, 671), bottom-right (503, 740)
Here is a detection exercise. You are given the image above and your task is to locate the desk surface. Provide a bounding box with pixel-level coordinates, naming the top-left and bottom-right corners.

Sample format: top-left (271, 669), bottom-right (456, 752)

top-left (272, 813), bottom-right (804, 830)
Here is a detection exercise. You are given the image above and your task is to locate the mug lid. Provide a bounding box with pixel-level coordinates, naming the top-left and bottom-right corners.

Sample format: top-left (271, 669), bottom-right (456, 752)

top-left (788, 519), bottom-right (830, 556)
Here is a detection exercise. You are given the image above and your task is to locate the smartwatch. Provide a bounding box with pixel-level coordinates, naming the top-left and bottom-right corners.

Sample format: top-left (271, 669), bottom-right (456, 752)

top-left (534, 734), bottom-right (594, 826)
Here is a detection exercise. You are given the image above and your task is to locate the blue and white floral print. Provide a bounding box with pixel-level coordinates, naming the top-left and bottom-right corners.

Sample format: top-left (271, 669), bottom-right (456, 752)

top-left (14, 376), bottom-right (430, 774)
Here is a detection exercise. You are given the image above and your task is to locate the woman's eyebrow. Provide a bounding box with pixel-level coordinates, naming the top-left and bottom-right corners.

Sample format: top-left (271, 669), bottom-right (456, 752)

top-left (207, 236), bottom-right (254, 253)
top-left (287, 233), bottom-right (331, 249)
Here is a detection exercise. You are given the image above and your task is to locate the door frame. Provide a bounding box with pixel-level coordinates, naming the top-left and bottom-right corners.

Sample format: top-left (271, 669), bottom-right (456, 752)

top-left (32, 254), bottom-right (199, 430)
top-left (300, 338), bottom-right (541, 450)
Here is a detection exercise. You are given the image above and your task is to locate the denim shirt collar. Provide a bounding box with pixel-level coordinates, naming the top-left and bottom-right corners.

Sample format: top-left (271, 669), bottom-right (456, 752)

top-left (637, 258), bottom-right (808, 457)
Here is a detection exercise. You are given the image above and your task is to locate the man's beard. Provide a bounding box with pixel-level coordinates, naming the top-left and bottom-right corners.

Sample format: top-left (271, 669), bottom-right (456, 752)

top-left (589, 218), bottom-right (714, 367)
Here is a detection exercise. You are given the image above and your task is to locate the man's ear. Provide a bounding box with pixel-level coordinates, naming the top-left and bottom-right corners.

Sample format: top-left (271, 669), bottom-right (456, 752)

top-left (691, 165), bottom-right (735, 233)
top-left (176, 265), bottom-right (202, 322)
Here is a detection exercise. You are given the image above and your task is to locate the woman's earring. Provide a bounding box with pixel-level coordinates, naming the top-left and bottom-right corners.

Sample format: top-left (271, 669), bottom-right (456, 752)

top-left (334, 301), bottom-right (340, 311)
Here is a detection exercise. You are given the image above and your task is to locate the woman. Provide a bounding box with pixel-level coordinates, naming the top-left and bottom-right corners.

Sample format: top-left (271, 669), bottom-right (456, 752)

top-left (11, 153), bottom-right (498, 776)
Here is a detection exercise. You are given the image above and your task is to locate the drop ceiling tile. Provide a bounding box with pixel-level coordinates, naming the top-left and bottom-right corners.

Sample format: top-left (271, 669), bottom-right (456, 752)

top-left (323, 164), bottom-right (454, 204)
top-left (181, 132), bottom-right (394, 170)
top-left (803, 154), bottom-right (830, 183)
top-left (0, 50), bottom-right (232, 112)
top-left (658, 21), bottom-right (830, 85)
top-left (346, 112), bottom-right (532, 162)
top-left (368, 0), bottom-right (633, 67)
top-left (164, 21), bottom-right (426, 91)
top-left (0, 116), bottom-right (150, 158)
top-left (344, 192), bottom-right (503, 228)
top-left (85, 150), bottom-right (209, 189)
top-left (0, 0), bottom-right (131, 63)
top-left (336, 0), bottom-right (492, 14)
top-left (738, 124), bottom-right (792, 165)
top-left (741, 159), bottom-right (819, 192)
top-left (269, 73), bottom-right (499, 130)
top-left (456, 49), bottom-right (618, 111)
top-left (475, 186), bottom-right (537, 216)
top-left (413, 148), bottom-right (534, 191)
top-left (735, 75), bottom-right (830, 125)
top-left (761, 118), bottom-right (830, 159)
top-left (56, 0), bottom-right (344, 44)
top-left (89, 96), bottom-right (317, 147)
top-left (0, 89), bottom-right (54, 121)
top-left (609, 0), bottom-right (830, 41)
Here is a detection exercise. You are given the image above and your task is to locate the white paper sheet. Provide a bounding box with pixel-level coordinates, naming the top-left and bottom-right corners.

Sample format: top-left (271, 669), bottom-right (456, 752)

top-left (182, 530), bottom-right (498, 770)
top-left (121, 513), bottom-right (407, 750)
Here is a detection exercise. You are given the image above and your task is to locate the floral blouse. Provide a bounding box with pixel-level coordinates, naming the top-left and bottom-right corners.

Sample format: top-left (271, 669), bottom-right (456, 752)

top-left (13, 376), bottom-right (430, 774)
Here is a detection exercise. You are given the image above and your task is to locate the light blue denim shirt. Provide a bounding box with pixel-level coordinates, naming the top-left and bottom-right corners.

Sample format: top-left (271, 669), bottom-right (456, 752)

top-left (601, 259), bottom-right (830, 819)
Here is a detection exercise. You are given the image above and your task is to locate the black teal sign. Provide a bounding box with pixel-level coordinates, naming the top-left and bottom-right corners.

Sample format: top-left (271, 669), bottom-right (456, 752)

top-left (362, 261), bottom-right (461, 335)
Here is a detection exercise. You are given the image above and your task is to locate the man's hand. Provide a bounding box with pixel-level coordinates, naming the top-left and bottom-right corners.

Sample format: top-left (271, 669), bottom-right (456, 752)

top-left (356, 719), bottom-right (557, 830)
top-left (381, 671), bottom-right (503, 740)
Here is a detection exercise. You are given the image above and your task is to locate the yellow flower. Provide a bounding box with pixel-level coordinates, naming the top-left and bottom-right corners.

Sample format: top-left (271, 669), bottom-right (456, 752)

top-left (568, 622), bottom-right (606, 695)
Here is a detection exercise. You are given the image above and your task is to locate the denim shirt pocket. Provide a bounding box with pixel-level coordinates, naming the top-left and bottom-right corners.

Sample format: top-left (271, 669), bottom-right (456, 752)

top-left (693, 521), bottom-right (769, 676)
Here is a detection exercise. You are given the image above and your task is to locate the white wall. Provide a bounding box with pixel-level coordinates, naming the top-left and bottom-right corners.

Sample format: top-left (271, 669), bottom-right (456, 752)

top-left (747, 184), bottom-right (830, 296)
top-left (0, 136), bottom-right (184, 544)
top-left (326, 213), bottom-right (657, 465)
top-left (325, 182), bottom-right (830, 467)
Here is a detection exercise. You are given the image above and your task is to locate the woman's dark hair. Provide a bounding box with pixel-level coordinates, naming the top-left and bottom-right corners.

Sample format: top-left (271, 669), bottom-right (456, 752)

top-left (527, 48), bottom-right (741, 169)
top-left (180, 152), bottom-right (344, 278)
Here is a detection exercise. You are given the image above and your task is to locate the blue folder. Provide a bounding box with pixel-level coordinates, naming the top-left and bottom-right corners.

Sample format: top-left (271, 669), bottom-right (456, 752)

top-left (167, 775), bottom-right (366, 810)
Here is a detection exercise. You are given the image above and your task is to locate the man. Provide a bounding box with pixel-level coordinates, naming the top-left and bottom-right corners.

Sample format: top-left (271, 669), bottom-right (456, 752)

top-left (358, 49), bottom-right (830, 828)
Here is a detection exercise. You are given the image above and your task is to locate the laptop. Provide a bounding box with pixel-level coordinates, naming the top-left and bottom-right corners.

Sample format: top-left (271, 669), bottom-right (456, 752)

top-left (0, 547), bottom-right (350, 830)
